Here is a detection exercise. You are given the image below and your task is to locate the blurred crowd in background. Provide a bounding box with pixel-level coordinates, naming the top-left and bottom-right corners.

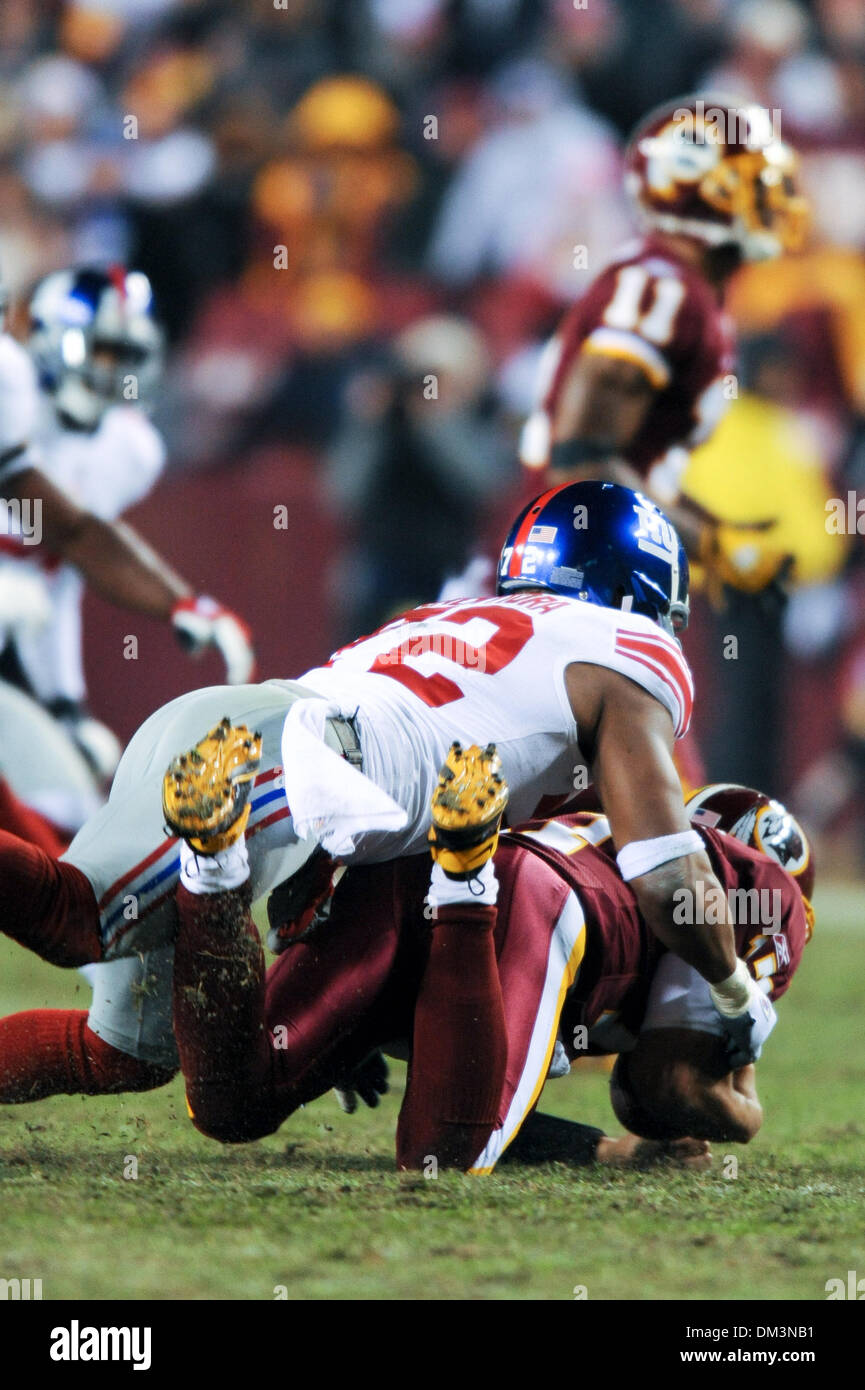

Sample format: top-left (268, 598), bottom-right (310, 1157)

top-left (1, 0), bottom-right (864, 864)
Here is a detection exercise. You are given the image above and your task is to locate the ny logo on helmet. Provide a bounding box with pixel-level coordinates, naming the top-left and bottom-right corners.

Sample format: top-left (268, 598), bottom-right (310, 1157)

top-left (633, 499), bottom-right (677, 565)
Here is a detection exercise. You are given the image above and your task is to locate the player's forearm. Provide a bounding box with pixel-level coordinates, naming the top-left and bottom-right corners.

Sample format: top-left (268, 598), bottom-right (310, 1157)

top-left (551, 354), bottom-right (654, 457)
top-left (552, 380), bottom-right (645, 450)
top-left (15, 465), bottom-right (192, 618)
top-left (631, 853), bottom-right (738, 985)
top-left (58, 516), bottom-right (191, 618)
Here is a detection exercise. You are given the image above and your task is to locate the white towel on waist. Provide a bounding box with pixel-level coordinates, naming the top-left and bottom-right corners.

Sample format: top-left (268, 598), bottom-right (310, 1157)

top-left (280, 698), bottom-right (407, 857)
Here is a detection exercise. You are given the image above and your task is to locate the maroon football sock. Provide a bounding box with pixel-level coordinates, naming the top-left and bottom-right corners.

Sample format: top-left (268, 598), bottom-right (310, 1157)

top-left (173, 883), bottom-right (275, 1142)
top-left (0, 778), bottom-right (69, 856)
top-left (0, 830), bottom-right (102, 966)
top-left (396, 902), bottom-right (507, 1171)
top-left (0, 1009), bottom-right (175, 1103)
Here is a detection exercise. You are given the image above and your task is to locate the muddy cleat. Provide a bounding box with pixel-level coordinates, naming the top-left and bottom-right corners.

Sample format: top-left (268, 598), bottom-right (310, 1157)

top-left (162, 717), bottom-right (262, 854)
top-left (428, 741), bottom-right (509, 880)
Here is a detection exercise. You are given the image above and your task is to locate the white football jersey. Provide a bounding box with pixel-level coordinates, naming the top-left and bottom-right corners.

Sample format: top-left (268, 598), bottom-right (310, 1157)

top-left (0, 333), bottom-right (40, 472)
top-left (33, 399), bottom-right (165, 518)
top-left (1, 402), bottom-right (165, 703)
top-left (300, 590), bottom-right (694, 861)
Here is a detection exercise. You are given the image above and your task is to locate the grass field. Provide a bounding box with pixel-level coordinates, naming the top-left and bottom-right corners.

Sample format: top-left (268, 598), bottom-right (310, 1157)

top-left (1, 885), bottom-right (863, 1302)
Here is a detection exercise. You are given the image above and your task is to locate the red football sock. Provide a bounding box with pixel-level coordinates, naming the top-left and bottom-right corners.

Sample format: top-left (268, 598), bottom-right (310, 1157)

top-left (173, 883), bottom-right (275, 1142)
top-left (0, 1009), bottom-right (175, 1103)
top-left (396, 903), bottom-right (507, 1171)
top-left (0, 777), bottom-right (69, 856)
top-left (0, 829), bottom-right (102, 967)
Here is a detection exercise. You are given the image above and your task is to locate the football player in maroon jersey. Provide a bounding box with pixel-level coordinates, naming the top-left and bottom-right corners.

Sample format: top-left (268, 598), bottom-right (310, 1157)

top-left (150, 761), bottom-right (812, 1171)
top-left (0, 755), bottom-right (811, 1172)
top-left (521, 94), bottom-right (809, 590)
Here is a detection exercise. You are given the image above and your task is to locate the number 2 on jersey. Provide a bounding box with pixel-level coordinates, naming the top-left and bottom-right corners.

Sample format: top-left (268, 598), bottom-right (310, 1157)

top-left (368, 603), bottom-right (535, 708)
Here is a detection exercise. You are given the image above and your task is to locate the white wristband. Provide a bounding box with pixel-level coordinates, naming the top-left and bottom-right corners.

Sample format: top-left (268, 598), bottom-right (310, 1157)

top-left (616, 830), bottom-right (704, 882)
top-left (427, 859), bottom-right (498, 910)
top-left (709, 958), bottom-right (753, 1018)
top-left (180, 838), bottom-right (250, 895)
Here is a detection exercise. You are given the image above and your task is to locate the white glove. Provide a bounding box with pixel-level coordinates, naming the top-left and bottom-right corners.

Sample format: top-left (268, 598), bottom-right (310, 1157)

top-left (171, 595), bottom-right (256, 684)
top-left (0, 568), bottom-right (52, 635)
top-left (709, 959), bottom-right (777, 1068)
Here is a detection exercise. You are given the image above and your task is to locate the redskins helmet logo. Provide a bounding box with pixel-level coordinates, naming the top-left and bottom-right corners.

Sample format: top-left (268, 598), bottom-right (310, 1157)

top-left (753, 802), bottom-right (810, 880)
top-left (638, 117), bottom-right (720, 200)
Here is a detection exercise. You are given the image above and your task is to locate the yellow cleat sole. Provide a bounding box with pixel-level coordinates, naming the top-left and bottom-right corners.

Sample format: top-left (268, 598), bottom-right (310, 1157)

top-left (429, 741), bottom-right (509, 880)
top-left (162, 717), bottom-right (262, 854)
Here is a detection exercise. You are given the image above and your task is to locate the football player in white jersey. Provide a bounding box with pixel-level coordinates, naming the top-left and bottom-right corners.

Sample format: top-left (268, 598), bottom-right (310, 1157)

top-left (0, 480), bottom-right (774, 1068)
top-left (0, 265), bottom-right (255, 783)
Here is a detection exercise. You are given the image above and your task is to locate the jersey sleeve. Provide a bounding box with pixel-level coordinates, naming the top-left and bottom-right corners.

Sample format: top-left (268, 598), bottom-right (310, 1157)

top-left (737, 876), bottom-right (808, 1003)
top-left (609, 622), bottom-right (694, 738)
top-left (96, 411), bottom-right (166, 518)
top-left (700, 827), bottom-right (809, 1003)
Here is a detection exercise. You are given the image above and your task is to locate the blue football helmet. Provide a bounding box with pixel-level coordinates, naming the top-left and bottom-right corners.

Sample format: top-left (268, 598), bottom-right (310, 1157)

top-left (28, 265), bottom-right (163, 431)
top-left (497, 480), bottom-right (690, 636)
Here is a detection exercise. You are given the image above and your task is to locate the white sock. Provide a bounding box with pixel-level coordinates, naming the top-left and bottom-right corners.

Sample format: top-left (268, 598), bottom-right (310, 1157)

top-left (427, 859), bottom-right (498, 911)
top-left (179, 838), bottom-right (250, 895)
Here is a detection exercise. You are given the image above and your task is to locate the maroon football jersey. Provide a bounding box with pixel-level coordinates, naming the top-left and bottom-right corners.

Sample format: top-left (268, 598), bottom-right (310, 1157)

top-left (502, 813), bottom-right (808, 1043)
top-left (530, 236), bottom-right (736, 483)
top-left (317, 813), bottom-right (808, 1073)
